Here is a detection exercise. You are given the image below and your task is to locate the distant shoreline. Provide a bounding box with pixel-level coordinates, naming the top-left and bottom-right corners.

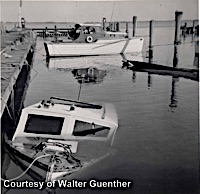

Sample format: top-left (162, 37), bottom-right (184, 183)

top-left (2, 19), bottom-right (198, 24)
top-left (2, 20), bottom-right (198, 30)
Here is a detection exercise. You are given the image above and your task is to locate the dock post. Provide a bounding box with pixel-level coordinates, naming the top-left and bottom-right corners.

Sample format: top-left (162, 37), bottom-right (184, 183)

top-left (173, 44), bottom-right (179, 68)
top-left (149, 20), bottom-right (155, 62)
top-left (148, 20), bottom-right (154, 87)
top-left (21, 17), bottom-right (25, 29)
top-left (44, 27), bottom-right (48, 38)
top-left (126, 22), bottom-right (129, 34)
top-left (116, 22), bottom-right (119, 31)
top-left (113, 22), bottom-right (116, 31)
top-left (173, 11), bottom-right (182, 68)
top-left (193, 41), bottom-right (199, 67)
top-left (102, 18), bottom-right (106, 30)
top-left (109, 22), bottom-right (112, 31)
top-left (192, 20), bottom-right (196, 34)
top-left (132, 16), bottom-right (137, 37)
top-left (54, 25), bottom-right (58, 42)
top-left (174, 11), bottom-right (183, 45)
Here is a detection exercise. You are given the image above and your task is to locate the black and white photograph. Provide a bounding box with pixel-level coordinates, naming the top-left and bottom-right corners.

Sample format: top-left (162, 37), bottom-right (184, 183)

top-left (0, 0), bottom-right (199, 194)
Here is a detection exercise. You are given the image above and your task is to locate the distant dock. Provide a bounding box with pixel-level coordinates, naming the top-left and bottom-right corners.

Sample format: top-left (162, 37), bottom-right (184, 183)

top-left (1, 30), bottom-right (36, 118)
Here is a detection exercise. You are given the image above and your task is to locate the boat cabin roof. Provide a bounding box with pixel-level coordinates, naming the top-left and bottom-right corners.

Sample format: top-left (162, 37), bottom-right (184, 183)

top-left (66, 23), bottom-right (127, 42)
top-left (12, 97), bottom-right (118, 142)
top-left (79, 23), bottom-right (102, 27)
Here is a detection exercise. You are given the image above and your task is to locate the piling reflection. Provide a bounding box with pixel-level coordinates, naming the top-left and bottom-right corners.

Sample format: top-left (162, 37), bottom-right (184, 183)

top-left (148, 44), bottom-right (153, 88)
top-left (173, 44), bottom-right (179, 68)
top-left (169, 76), bottom-right (179, 111)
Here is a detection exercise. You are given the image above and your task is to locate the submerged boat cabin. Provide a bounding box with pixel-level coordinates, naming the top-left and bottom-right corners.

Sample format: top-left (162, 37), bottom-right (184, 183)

top-left (12, 98), bottom-right (118, 145)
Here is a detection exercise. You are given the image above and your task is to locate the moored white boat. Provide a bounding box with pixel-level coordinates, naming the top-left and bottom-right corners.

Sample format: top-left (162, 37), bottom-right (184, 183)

top-left (44, 23), bottom-right (144, 57)
top-left (4, 97), bottom-right (118, 182)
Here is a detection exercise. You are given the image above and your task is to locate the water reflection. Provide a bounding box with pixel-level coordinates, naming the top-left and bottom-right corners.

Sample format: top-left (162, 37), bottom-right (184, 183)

top-left (123, 63), bottom-right (180, 111)
top-left (71, 68), bottom-right (107, 100)
top-left (148, 73), bottom-right (153, 88)
top-left (72, 68), bottom-right (106, 84)
top-left (46, 57), bottom-right (107, 84)
top-left (169, 76), bottom-right (179, 110)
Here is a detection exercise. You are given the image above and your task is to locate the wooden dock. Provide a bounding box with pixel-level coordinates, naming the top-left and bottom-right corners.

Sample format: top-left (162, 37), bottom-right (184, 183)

top-left (1, 30), bottom-right (36, 118)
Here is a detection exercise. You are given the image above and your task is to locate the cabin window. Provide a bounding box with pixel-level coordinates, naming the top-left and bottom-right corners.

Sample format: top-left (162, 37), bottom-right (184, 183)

top-left (24, 114), bottom-right (64, 135)
top-left (73, 120), bottom-right (110, 137)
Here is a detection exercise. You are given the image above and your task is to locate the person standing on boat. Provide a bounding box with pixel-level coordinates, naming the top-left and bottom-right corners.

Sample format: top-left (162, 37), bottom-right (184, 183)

top-left (69, 24), bottom-right (81, 39)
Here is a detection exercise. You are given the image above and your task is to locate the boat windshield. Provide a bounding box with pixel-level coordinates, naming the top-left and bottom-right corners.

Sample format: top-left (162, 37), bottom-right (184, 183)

top-left (73, 120), bottom-right (110, 137)
top-left (24, 114), bottom-right (64, 135)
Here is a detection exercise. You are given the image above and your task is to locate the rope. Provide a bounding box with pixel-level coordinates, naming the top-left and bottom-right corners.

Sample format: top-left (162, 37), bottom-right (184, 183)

top-left (1, 154), bottom-right (51, 182)
top-left (51, 43), bottom-right (66, 57)
top-left (1, 97), bottom-right (14, 121)
top-left (24, 60), bottom-right (39, 82)
top-left (1, 141), bottom-right (81, 184)
top-left (34, 49), bottom-right (45, 57)
top-left (34, 142), bottom-right (81, 166)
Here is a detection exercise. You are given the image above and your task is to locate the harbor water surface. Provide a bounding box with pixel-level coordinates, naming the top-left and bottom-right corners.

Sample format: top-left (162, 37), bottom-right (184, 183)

top-left (2, 22), bottom-right (199, 194)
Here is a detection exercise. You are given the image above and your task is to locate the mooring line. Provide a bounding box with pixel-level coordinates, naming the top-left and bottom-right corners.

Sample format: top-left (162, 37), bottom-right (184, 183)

top-left (1, 154), bottom-right (52, 182)
top-left (1, 97), bottom-right (14, 121)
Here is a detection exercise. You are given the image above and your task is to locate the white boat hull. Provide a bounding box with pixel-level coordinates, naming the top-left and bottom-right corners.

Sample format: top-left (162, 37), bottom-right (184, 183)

top-left (44, 37), bottom-right (144, 57)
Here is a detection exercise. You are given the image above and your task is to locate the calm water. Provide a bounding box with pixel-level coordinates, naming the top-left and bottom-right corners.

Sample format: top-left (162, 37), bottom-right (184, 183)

top-left (2, 23), bottom-right (199, 194)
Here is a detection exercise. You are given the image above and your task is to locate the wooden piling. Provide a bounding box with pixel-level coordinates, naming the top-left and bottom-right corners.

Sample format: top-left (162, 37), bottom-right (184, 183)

top-left (174, 11), bottom-right (183, 45)
top-left (192, 20), bottom-right (196, 34)
top-left (132, 16), bottom-right (137, 37)
top-left (44, 27), bottom-right (48, 38)
top-left (102, 18), bottom-right (106, 31)
top-left (126, 22), bottom-right (129, 34)
top-left (54, 25), bottom-right (58, 42)
top-left (116, 22), bottom-right (119, 31)
top-left (21, 18), bottom-right (25, 29)
top-left (173, 11), bottom-right (183, 68)
top-left (173, 45), bottom-right (179, 68)
top-left (147, 19), bottom-right (154, 85)
top-left (109, 22), bottom-right (113, 31)
top-left (149, 20), bottom-right (155, 62)
top-left (113, 22), bottom-right (116, 31)
top-left (193, 41), bottom-right (199, 67)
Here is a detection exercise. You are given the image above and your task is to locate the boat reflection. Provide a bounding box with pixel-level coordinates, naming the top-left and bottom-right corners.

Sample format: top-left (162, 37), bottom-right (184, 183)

top-left (46, 57), bottom-right (107, 84)
top-left (72, 68), bottom-right (106, 84)
top-left (46, 53), bottom-right (143, 71)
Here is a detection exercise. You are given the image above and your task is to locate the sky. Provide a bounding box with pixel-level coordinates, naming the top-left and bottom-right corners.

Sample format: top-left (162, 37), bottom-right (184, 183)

top-left (0, 0), bottom-right (199, 23)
